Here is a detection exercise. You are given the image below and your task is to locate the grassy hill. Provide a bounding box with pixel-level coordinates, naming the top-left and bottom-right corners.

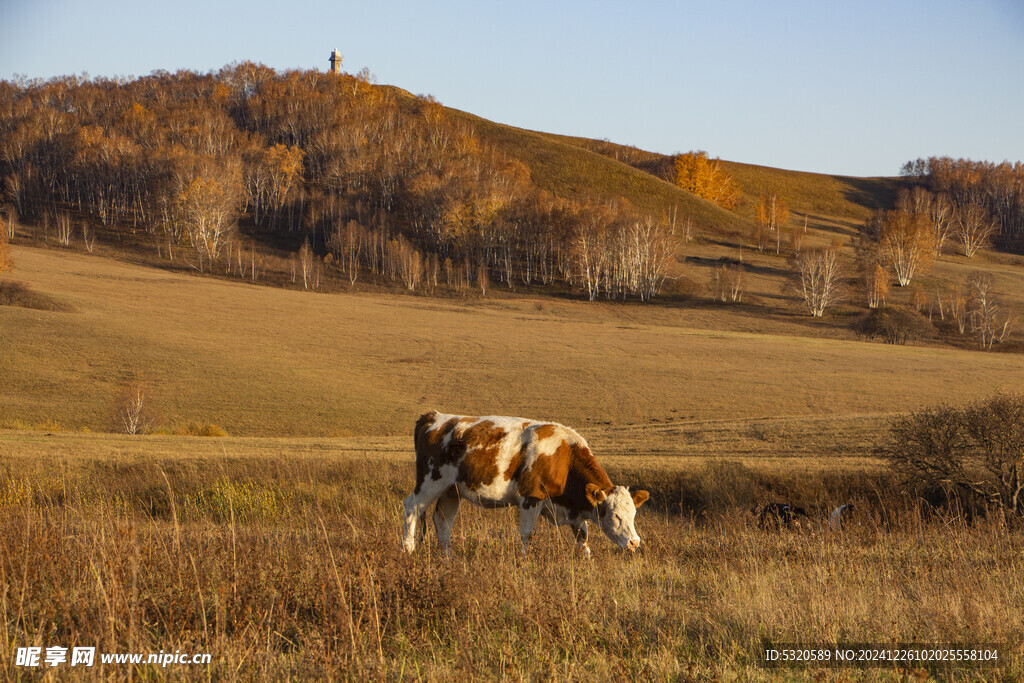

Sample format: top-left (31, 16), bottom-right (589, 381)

top-left (445, 109), bottom-right (905, 244)
top-left (450, 110), bottom-right (753, 237)
top-left (381, 86), bottom-right (757, 236)
top-left (469, 123), bottom-right (1024, 337)
top-left (7, 83), bottom-right (1022, 362)
top-left (4, 245), bottom-right (1024, 437)
top-left (526, 130), bottom-right (902, 221)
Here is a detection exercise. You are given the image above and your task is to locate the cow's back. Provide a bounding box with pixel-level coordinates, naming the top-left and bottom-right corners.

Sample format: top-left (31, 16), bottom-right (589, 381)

top-left (413, 411), bottom-right (588, 505)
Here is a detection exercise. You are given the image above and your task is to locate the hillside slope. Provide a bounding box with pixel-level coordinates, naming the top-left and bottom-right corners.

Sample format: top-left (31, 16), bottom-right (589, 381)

top-left (4, 246), bottom-right (1024, 436)
top-left (450, 109), bottom-right (753, 237)
top-left (530, 130), bottom-right (901, 222)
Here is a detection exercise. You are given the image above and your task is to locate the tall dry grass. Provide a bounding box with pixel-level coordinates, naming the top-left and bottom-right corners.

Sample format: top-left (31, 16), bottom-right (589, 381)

top-left (1, 442), bottom-right (1021, 679)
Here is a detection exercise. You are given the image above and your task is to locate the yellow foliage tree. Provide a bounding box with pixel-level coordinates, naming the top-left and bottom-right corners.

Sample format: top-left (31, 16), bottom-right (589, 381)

top-left (264, 144), bottom-right (304, 209)
top-left (754, 192), bottom-right (790, 253)
top-left (175, 168), bottom-right (240, 271)
top-left (865, 263), bottom-right (889, 308)
top-left (673, 151), bottom-right (740, 210)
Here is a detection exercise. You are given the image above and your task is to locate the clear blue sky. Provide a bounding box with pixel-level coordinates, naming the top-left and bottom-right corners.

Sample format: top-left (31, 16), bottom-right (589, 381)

top-left (2, 0), bottom-right (1022, 177)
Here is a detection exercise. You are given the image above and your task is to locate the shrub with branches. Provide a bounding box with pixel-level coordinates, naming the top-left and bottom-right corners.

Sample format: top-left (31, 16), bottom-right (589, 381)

top-left (673, 151), bottom-right (740, 210)
top-left (876, 209), bottom-right (933, 286)
top-left (883, 392), bottom-right (1024, 517)
top-left (854, 306), bottom-right (932, 345)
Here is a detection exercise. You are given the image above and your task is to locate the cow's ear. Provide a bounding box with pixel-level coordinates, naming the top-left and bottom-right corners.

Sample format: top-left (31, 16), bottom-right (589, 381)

top-left (585, 483), bottom-right (606, 506)
top-left (631, 489), bottom-right (650, 508)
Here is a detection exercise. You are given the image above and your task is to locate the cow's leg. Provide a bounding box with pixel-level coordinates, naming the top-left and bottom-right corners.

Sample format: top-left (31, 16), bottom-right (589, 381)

top-left (403, 474), bottom-right (451, 553)
top-left (432, 487), bottom-right (461, 554)
top-left (519, 498), bottom-right (543, 554)
top-left (417, 511), bottom-right (428, 545)
top-left (572, 520), bottom-right (591, 559)
top-left (402, 494), bottom-right (425, 553)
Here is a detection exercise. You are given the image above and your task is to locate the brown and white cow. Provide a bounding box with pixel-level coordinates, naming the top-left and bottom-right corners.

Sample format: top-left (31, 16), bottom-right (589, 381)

top-left (401, 411), bottom-right (649, 556)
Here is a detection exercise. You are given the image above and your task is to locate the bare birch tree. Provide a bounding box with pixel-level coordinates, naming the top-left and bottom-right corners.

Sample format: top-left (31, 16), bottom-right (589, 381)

top-left (0, 219), bottom-right (12, 273)
top-left (712, 263), bottom-right (744, 302)
top-left (113, 379), bottom-right (154, 435)
top-left (55, 211), bottom-right (73, 246)
top-left (175, 166), bottom-right (241, 272)
top-left (298, 238), bottom-right (314, 290)
top-left (878, 209), bottom-right (933, 286)
top-left (968, 273), bottom-right (1012, 349)
top-left (945, 283), bottom-right (969, 335)
top-left (928, 193), bottom-right (955, 254)
top-left (81, 221), bottom-right (96, 253)
top-left (954, 203), bottom-right (996, 258)
top-left (794, 245), bottom-right (842, 317)
top-left (477, 260), bottom-right (488, 297)
top-left (755, 192), bottom-right (789, 254)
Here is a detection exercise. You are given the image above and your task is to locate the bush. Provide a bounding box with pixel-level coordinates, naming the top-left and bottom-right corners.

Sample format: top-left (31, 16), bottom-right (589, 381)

top-left (189, 422), bottom-right (228, 437)
top-left (164, 421), bottom-right (229, 438)
top-left (882, 392), bottom-right (1024, 516)
top-left (854, 305), bottom-right (932, 344)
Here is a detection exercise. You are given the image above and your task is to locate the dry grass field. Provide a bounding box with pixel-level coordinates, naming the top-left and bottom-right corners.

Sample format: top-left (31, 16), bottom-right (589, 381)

top-left (4, 246), bottom-right (1024, 438)
top-left (4, 246), bottom-right (1024, 679)
top-left (0, 432), bottom-right (1021, 680)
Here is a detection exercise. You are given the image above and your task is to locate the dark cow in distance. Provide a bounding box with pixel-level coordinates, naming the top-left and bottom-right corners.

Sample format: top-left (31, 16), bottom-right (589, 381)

top-left (757, 502), bottom-right (807, 529)
top-left (402, 411), bottom-right (649, 556)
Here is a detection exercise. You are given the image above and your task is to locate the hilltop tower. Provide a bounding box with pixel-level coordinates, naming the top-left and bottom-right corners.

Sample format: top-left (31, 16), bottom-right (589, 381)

top-left (329, 49), bottom-right (342, 74)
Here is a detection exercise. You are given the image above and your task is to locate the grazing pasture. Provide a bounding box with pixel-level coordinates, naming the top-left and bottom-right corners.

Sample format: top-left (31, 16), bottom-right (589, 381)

top-left (0, 431), bottom-right (1021, 679)
top-left (3, 246), bottom-right (1024, 678)
top-left (4, 246), bottom-right (1024, 437)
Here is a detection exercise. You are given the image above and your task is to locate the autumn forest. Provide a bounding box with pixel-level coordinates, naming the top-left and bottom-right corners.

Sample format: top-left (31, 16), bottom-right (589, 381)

top-left (0, 65), bottom-right (679, 300)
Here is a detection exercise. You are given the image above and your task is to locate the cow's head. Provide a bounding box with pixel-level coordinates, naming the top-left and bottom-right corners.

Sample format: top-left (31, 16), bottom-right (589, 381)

top-left (586, 484), bottom-right (649, 551)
